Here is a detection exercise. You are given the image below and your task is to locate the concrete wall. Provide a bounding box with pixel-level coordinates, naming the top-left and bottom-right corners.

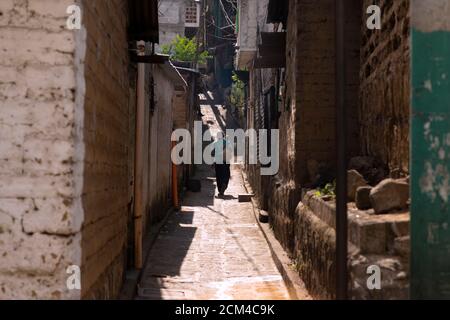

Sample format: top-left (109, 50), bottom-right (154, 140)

top-left (236, 0), bottom-right (258, 52)
top-left (135, 60), bottom-right (177, 240)
top-left (174, 69), bottom-right (199, 183)
top-left (236, 0), bottom-right (271, 69)
top-left (158, 0), bottom-right (186, 46)
top-left (360, 0), bottom-right (410, 173)
top-left (150, 66), bottom-right (175, 224)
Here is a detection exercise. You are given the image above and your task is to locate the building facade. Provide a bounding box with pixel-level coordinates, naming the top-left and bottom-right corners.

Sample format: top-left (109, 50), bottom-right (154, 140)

top-left (236, 0), bottom-right (411, 299)
top-left (0, 0), bottom-right (189, 299)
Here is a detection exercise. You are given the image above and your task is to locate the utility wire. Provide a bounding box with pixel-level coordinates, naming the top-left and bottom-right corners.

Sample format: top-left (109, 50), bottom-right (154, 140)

top-left (207, 32), bottom-right (236, 41)
top-left (218, 0), bottom-right (235, 27)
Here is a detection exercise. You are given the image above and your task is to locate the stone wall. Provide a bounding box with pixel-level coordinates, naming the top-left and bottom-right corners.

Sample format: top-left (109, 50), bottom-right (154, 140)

top-left (295, 192), bottom-right (410, 299)
top-left (360, 0), bottom-right (410, 173)
top-left (294, 202), bottom-right (336, 299)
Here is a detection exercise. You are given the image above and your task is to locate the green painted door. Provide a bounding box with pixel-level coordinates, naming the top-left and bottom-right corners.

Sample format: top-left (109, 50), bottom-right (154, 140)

top-left (411, 2), bottom-right (450, 299)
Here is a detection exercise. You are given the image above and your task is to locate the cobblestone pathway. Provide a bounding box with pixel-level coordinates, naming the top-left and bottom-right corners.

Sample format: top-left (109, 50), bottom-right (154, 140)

top-left (135, 99), bottom-right (291, 300)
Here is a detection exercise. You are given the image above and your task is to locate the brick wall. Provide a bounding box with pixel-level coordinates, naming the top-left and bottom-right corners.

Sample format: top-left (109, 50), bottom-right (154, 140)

top-left (360, 0), bottom-right (410, 173)
top-left (293, 0), bottom-right (336, 184)
top-left (269, 0), bottom-right (339, 254)
top-left (80, 0), bottom-right (130, 299)
top-left (289, 0), bottom-right (361, 185)
top-left (269, 0), bottom-right (362, 280)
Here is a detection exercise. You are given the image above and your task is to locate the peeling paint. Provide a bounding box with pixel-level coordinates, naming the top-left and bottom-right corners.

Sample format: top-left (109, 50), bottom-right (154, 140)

top-left (424, 79), bottom-right (433, 92)
top-left (420, 162), bottom-right (450, 203)
top-left (412, 0), bottom-right (450, 32)
top-left (420, 117), bottom-right (450, 203)
top-left (411, 0), bottom-right (450, 298)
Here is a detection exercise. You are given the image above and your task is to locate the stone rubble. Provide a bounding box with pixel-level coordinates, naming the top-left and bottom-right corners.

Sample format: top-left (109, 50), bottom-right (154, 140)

top-left (347, 170), bottom-right (369, 201)
top-left (369, 179), bottom-right (410, 214)
top-left (355, 186), bottom-right (373, 210)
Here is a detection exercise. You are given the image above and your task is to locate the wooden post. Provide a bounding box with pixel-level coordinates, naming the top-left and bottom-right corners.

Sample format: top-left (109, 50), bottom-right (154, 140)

top-left (335, 0), bottom-right (348, 300)
top-left (134, 45), bottom-right (145, 269)
top-left (172, 140), bottom-right (180, 210)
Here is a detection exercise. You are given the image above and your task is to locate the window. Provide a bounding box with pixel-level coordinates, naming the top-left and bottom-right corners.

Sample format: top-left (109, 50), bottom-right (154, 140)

top-left (185, 1), bottom-right (200, 27)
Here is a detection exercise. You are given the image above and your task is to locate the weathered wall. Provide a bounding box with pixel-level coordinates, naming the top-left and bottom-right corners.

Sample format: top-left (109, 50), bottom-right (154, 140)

top-left (173, 90), bottom-right (188, 130)
top-left (149, 66), bottom-right (175, 224)
top-left (275, 0), bottom-right (341, 276)
top-left (174, 72), bottom-right (195, 193)
top-left (0, 0), bottom-right (83, 299)
top-left (158, 0), bottom-right (186, 46)
top-left (360, 0), bottom-right (410, 173)
top-left (0, 0), bottom-right (133, 299)
top-left (243, 0), bottom-right (361, 281)
top-left (289, 0), bottom-right (361, 185)
top-left (294, 202), bottom-right (336, 299)
top-left (80, 0), bottom-right (130, 299)
top-left (126, 64), bottom-right (137, 269)
top-left (246, 66), bottom-right (276, 212)
top-left (410, 0), bottom-right (450, 299)
top-left (292, 0), bottom-right (337, 185)
top-left (296, 192), bottom-right (410, 299)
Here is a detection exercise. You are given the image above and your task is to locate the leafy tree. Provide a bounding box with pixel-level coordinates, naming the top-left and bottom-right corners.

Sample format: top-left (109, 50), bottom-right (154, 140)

top-left (160, 35), bottom-right (210, 64)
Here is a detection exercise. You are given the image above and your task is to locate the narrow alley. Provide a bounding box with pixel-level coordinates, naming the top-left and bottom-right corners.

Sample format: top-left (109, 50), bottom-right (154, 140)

top-left (135, 101), bottom-right (295, 300)
top-left (2, 0), bottom-right (450, 304)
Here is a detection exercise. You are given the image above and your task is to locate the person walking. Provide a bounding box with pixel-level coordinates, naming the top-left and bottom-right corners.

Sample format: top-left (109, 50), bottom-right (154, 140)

top-left (213, 131), bottom-right (231, 198)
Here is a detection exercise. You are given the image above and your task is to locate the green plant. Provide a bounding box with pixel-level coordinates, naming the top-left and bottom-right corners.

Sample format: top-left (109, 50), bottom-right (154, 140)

top-left (315, 180), bottom-right (336, 198)
top-left (160, 35), bottom-right (210, 64)
top-left (230, 72), bottom-right (245, 109)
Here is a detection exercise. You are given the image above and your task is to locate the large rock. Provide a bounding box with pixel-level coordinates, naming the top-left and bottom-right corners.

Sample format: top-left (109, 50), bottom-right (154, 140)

top-left (369, 179), bottom-right (409, 214)
top-left (355, 186), bottom-right (372, 210)
top-left (347, 170), bottom-right (368, 201)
